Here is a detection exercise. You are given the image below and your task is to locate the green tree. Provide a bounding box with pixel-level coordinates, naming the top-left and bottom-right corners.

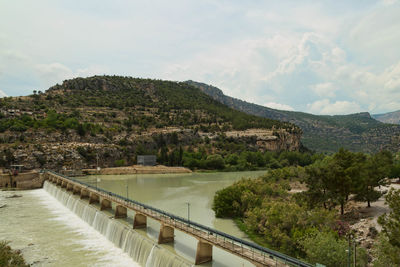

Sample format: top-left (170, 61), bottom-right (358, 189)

top-left (300, 231), bottom-right (367, 267)
top-left (303, 149), bottom-right (367, 214)
top-left (378, 189), bottom-right (400, 248)
top-left (304, 158), bottom-right (332, 209)
top-left (330, 149), bottom-right (366, 214)
top-left (158, 146), bottom-right (168, 164)
top-left (114, 159), bottom-right (126, 167)
top-left (205, 154), bottom-right (225, 169)
top-left (355, 151), bottom-right (393, 207)
top-left (245, 201), bottom-right (336, 256)
top-left (373, 235), bottom-right (400, 266)
top-left (225, 153), bottom-right (239, 165)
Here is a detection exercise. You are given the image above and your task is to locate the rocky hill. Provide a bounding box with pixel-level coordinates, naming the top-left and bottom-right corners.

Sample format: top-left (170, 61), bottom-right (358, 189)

top-left (373, 110), bottom-right (400, 125)
top-left (186, 81), bottom-right (400, 153)
top-left (0, 76), bottom-right (301, 170)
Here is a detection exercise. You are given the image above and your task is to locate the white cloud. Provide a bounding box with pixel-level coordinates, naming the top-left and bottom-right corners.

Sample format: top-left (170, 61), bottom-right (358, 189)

top-left (311, 82), bottom-right (337, 98)
top-left (382, 0), bottom-right (398, 6)
top-left (333, 60), bottom-right (400, 112)
top-left (307, 99), bottom-right (363, 115)
top-left (0, 1), bottom-right (399, 115)
top-left (264, 102), bottom-right (294, 111)
top-left (0, 90), bottom-right (8, 97)
top-left (33, 63), bottom-right (110, 89)
top-left (35, 63), bottom-right (73, 79)
top-left (347, 4), bottom-right (400, 67)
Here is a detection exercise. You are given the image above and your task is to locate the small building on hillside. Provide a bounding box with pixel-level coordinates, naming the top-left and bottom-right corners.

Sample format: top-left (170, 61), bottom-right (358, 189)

top-left (137, 155), bottom-right (157, 166)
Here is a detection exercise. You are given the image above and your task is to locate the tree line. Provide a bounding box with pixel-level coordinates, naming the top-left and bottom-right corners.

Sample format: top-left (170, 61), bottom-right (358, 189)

top-left (301, 148), bottom-right (394, 214)
top-left (212, 149), bottom-right (400, 266)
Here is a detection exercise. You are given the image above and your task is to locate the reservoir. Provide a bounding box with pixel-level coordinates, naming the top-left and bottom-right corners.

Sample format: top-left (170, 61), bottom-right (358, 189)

top-left (0, 170), bottom-right (266, 266)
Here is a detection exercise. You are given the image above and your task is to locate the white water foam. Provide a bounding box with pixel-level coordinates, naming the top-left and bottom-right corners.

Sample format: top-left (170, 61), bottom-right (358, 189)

top-left (40, 181), bottom-right (192, 267)
top-left (33, 187), bottom-right (140, 267)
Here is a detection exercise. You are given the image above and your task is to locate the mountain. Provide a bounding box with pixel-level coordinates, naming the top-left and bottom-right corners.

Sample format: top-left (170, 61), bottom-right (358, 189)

top-left (373, 110), bottom-right (400, 125)
top-left (0, 76), bottom-right (301, 170)
top-left (186, 80), bottom-right (400, 153)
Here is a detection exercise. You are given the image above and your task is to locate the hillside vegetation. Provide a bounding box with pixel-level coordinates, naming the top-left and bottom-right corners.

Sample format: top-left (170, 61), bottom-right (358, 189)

top-left (0, 76), bottom-right (301, 170)
top-left (186, 81), bottom-right (400, 153)
top-left (213, 149), bottom-right (400, 266)
top-left (1, 76), bottom-right (297, 134)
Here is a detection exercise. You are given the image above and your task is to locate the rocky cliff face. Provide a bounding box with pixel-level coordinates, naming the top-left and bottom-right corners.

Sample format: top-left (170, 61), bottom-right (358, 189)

top-left (223, 128), bottom-right (301, 151)
top-left (1, 126), bottom-right (301, 171)
top-left (2, 127), bottom-right (300, 172)
top-left (186, 80), bottom-right (400, 153)
top-left (0, 76), bottom-right (303, 171)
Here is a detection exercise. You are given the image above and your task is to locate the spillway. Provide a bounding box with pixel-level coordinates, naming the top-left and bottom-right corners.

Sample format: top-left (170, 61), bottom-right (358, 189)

top-left (43, 181), bottom-right (192, 267)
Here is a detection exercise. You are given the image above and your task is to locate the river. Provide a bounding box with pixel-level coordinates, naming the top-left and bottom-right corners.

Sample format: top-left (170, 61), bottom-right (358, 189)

top-left (0, 170), bottom-right (266, 266)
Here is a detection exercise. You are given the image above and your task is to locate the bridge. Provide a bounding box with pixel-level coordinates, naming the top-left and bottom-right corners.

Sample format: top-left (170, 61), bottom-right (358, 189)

top-left (43, 170), bottom-right (313, 267)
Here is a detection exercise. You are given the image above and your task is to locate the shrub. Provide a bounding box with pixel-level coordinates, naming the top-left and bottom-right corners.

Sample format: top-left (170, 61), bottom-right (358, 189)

top-left (114, 159), bottom-right (126, 167)
top-left (0, 241), bottom-right (29, 267)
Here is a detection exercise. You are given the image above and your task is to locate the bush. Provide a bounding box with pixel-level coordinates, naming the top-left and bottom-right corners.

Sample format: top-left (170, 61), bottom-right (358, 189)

top-left (245, 201), bottom-right (336, 256)
top-left (114, 159), bottom-right (126, 167)
top-left (373, 234), bottom-right (400, 266)
top-left (224, 153), bottom-right (239, 165)
top-left (300, 231), bottom-right (367, 267)
top-left (213, 178), bottom-right (289, 218)
top-left (0, 241), bottom-right (29, 267)
top-left (205, 154), bottom-right (225, 169)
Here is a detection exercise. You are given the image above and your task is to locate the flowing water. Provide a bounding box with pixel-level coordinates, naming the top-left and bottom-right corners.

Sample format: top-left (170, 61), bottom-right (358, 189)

top-left (76, 171), bottom-right (267, 266)
top-left (43, 182), bottom-right (191, 267)
top-left (0, 170), bottom-right (266, 266)
top-left (0, 187), bottom-right (138, 266)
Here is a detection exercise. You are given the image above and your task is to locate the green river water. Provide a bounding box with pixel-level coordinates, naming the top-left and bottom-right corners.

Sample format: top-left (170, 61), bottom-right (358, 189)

top-left (0, 170), bottom-right (266, 266)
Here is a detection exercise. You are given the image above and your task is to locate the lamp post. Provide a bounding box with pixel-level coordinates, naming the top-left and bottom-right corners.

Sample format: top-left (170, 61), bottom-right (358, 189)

top-left (354, 241), bottom-right (357, 267)
top-left (347, 233), bottom-right (354, 267)
top-left (126, 179), bottom-right (129, 199)
top-left (185, 202), bottom-right (190, 223)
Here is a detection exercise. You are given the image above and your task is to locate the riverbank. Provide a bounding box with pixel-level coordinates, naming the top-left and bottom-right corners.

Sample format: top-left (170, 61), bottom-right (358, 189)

top-left (82, 165), bottom-right (192, 175)
top-left (0, 241), bottom-right (29, 267)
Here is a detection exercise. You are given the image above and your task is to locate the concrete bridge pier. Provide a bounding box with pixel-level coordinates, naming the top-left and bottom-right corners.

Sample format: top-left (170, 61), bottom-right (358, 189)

top-left (66, 183), bottom-right (74, 191)
top-left (195, 240), bottom-right (213, 265)
top-left (61, 181), bottom-right (67, 188)
top-left (80, 189), bottom-right (90, 199)
top-left (89, 193), bottom-right (100, 204)
top-left (133, 213), bottom-right (147, 229)
top-left (73, 185), bottom-right (81, 195)
top-left (158, 224), bottom-right (174, 244)
top-left (115, 205), bottom-right (127, 219)
top-left (56, 179), bottom-right (62, 186)
top-left (100, 199), bottom-right (112, 211)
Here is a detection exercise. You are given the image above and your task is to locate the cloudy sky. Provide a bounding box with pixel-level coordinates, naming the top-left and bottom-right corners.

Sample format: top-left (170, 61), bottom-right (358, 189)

top-left (1, 0), bottom-right (400, 115)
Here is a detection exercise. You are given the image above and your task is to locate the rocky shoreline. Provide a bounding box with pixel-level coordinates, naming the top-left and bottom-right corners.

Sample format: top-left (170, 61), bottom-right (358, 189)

top-left (82, 165), bottom-right (192, 175)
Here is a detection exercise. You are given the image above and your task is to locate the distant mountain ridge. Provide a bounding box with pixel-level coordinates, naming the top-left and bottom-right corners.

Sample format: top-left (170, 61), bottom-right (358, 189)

top-left (373, 110), bottom-right (400, 125)
top-left (186, 80), bottom-right (400, 153)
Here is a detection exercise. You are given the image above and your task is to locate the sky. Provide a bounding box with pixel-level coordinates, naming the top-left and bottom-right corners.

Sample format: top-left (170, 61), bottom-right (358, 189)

top-left (1, 0), bottom-right (400, 115)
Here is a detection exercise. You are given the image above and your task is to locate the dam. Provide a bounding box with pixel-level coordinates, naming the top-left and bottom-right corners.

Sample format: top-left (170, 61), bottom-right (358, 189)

top-left (0, 170), bottom-right (313, 266)
top-left (42, 170), bottom-right (312, 267)
top-left (42, 180), bottom-right (190, 267)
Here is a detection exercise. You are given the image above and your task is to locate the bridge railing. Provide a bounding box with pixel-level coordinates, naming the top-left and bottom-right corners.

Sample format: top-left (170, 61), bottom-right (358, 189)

top-left (44, 170), bottom-right (314, 267)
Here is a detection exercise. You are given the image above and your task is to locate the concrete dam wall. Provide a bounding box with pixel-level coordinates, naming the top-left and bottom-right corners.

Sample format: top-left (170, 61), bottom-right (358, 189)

top-left (43, 181), bottom-right (192, 267)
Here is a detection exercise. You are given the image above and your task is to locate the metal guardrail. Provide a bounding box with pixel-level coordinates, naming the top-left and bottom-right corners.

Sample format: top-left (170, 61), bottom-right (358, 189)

top-left (43, 169), bottom-right (314, 267)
